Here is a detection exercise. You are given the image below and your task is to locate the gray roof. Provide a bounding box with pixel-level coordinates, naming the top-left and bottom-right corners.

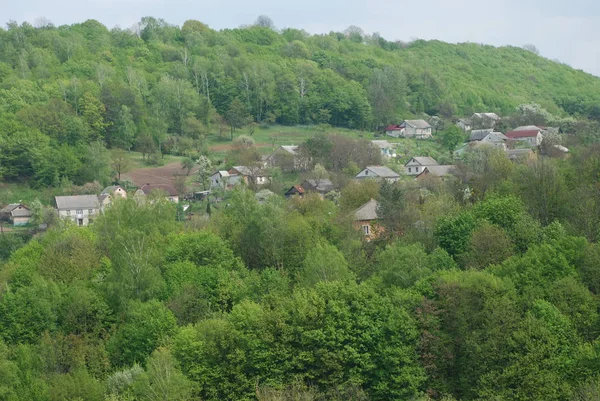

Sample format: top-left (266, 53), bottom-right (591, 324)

top-left (403, 120), bottom-right (431, 129)
top-left (101, 185), bottom-right (125, 195)
top-left (457, 118), bottom-right (472, 125)
top-left (359, 166), bottom-right (400, 178)
top-left (420, 165), bottom-right (456, 177)
top-left (55, 195), bottom-right (100, 210)
top-left (302, 179), bottom-right (335, 193)
top-left (469, 129), bottom-right (494, 141)
top-left (513, 125), bottom-right (543, 131)
top-left (406, 157), bottom-right (439, 166)
top-left (280, 145), bottom-right (299, 155)
top-left (354, 199), bottom-right (379, 221)
top-left (482, 132), bottom-right (507, 142)
top-left (0, 203), bottom-right (25, 213)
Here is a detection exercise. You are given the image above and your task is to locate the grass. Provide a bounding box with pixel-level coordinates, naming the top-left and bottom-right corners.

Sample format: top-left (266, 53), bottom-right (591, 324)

top-left (0, 182), bottom-right (61, 206)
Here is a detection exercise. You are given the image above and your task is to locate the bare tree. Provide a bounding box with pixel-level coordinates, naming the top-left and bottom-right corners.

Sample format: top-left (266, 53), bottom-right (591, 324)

top-left (523, 44), bottom-right (540, 55)
top-left (254, 15), bottom-right (275, 29)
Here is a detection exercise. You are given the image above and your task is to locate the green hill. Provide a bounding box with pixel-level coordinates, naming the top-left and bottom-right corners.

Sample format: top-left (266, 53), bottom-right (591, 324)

top-left (1, 18), bottom-right (599, 186)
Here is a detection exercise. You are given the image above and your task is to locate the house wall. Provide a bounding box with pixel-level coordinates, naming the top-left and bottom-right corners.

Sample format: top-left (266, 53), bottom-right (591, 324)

top-left (386, 129), bottom-right (403, 138)
top-left (405, 160), bottom-right (425, 176)
top-left (114, 188), bottom-right (127, 198)
top-left (58, 208), bottom-right (99, 226)
top-left (12, 216), bottom-right (30, 226)
top-left (405, 126), bottom-right (432, 139)
top-left (355, 169), bottom-right (376, 179)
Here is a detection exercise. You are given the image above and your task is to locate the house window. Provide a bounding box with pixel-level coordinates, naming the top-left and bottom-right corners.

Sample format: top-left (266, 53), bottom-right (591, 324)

top-left (408, 167), bottom-right (412, 173)
top-left (76, 209), bottom-right (83, 215)
top-left (365, 170), bottom-right (368, 175)
top-left (416, 167), bottom-right (420, 172)
top-left (66, 210), bottom-right (71, 216)
top-left (362, 225), bottom-right (370, 235)
top-left (89, 209), bottom-right (94, 215)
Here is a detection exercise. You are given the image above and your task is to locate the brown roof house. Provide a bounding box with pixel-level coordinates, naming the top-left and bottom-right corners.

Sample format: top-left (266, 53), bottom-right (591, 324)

top-left (135, 183), bottom-right (179, 203)
top-left (0, 203), bottom-right (32, 226)
top-left (505, 128), bottom-right (543, 147)
top-left (284, 185), bottom-right (305, 199)
top-left (353, 199), bottom-right (381, 240)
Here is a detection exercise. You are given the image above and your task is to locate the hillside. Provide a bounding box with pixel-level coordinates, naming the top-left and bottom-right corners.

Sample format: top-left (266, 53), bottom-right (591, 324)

top-left (1, 18), bottom-right (600, 187)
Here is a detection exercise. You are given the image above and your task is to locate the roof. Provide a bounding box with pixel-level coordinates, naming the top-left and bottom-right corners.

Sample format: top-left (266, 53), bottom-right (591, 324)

top-left (505, 130), bottom-right (541, 139)
top-left (371, 140), bottom-right (393, 149)
top-left (457, 118), bottom-right (472, 125)
top-left (359, 166), bottom-right (400, 178)
top-left (401, 120), bottom-right (431, 129)
top-left (101, 185), bottom-right (125, 195)
top-left (384, 124), bottom-right (402, 131)
top-left (139, 183), bottom-right (178, 196)
top-left (286, 185), bottom-right (305, 195)
top-left (302, 179), bottom-right (335, 193)
top-left (406, 157), bottom-right (439, 166)
top-left (55, 195), bottom-right (100, 210)
top-left (279, 145), bottom-right (299, 155)
top-left (473, 112), bottom-right (500, 120)
top-left (354, 199), bottom-right (379, 221)
top-left (98, 194), bottom-right (110, 203)
top-left (418, 165), bottom-right (456, 177)
top-left (212, 170), bottom-right (230, 178)
top-left (230, 166), bottom-right (268, 177)
top-left (0, 203), bottom-right (28, 213)
top-left (513, 125), bottom-right (543, 131)
top-left (469, 129), bottom-right (494, 141)
top-left (482, 132), bottom-right (508, 142)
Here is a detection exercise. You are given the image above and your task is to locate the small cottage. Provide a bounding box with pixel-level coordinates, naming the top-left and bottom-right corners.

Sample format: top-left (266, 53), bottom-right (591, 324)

top-left (415, 165), bottom-right (457, 180)
top-left (301, 179), bottom-right (336, 195)
top-left (456, 118), bottom-right (472, 132)
top-left (354, 199), bottom-right (381, 240)
top-left (101, 185), bottom-right (127, 198)
top-left (266, 145), bottom-right (309, 171)
top-left (0, 203), bottom-right (32, 226)
top-left (404, 157), bottom-right (439, 176)
top-left (135, 183), bottom-right (179, 202)
top-left (384, 124), bottom-right (403, 137)
top-left (399, 120), bottom-right (433, 139)
top-left (55, 195), bottom-right (101, 226)
top-left (505, 129), bottom-right (543, 147)
top-left (469, 129), bottom-right (495, 142)
top-left (355, 166), bottom-right (400, 183)
top-left (229, 166), bottom-right (271, 186)
top-left (284, 185), bottom-right (305, 199)
top-left (210, 170), bottom-right (235, 189)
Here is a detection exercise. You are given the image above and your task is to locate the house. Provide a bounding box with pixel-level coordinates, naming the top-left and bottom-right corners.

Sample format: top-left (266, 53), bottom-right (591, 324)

top-left (415, 165), bottom-right (457, 180)
top-left (229, 166), bottom-right (270, 186)
top-left (505, 129), bottom-right (543, 147)
top-left (135, 183), bottom-right (179, 202)
top-left (404, 157), bottom-right (439, 176)
top-left (210, 170), bottom-right (238, 189)
top-left (266, 145), bottom-right (309, 171)
top-left (371, 140), bottom-right (397, 158)
top-left (0, 203), bottom-right (32, 226)
top-left (399, 120), bottom-right (433, 139)
top-left (456, 118), bottom-right (472, 132)
top-left (355, 166), bottom-right (400, 183)
top-left (506, 148), bottom-right (536, 161)
top-left (471, 113), bottom-right (500, 129)
top-left (478, 132), bottom-right (508, 150)
top-left (284, 185), bottom-right (305, 199)
top-left (55, 195), bottom-right (101, 226)
top-left (101, 185), bottom-right (127, 198)
top-left (353, 199), bottom-right (381, 240)
top-left (469, 129), bottom-right (495, 141)
top-left (301, 179), bottom-right (336, 195)
top-left (384, 124), bottom-right (403, 137)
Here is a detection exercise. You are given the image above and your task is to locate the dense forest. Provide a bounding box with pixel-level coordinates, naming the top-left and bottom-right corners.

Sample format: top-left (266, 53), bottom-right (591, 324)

top-left (3, 15), bottom-right (600, 401)
top-left (1, 16), bottom-right (600, 187)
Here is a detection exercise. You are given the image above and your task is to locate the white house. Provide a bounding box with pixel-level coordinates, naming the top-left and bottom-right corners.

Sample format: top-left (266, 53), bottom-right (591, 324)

top-left (469, 129), bottom-right (495, 141)
top-left (404, 157), bottom-right (439, 176)
top-left (355, 166), bottom-right (400, 183)
top-left (505, 129), bottom-right (544, 147)
top-left (229, 166), bottom-right (271, 186)
top-left (478, 132), bottom-right (508, 150)
top-left (55, 195), bottom-right (101, 226)
top-left (371, 140), bottom-right (397, 159)
top-left (101, 185), bottom-right (127, 198)
top-left (210, 171), bottom-right (233, 189)
top-left (266, 145), bottom-right (309, 171)
top-left (399, 120), bottom-right (433, 138)
top-left (384, 124), bottom-right (403, 137)
top-left (456, 118), bottom-right (472, 132)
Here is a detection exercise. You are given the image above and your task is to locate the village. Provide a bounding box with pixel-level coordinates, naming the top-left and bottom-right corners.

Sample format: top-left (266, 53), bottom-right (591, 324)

top-left (0, 111), bottom-right (565, 241)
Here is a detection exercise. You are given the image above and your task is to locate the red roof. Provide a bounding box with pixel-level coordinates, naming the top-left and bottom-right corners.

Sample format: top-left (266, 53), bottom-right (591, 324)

top-left (384, 124), bottom-right (402, 131)
top-left (505, 130), bottom-right (540, 139)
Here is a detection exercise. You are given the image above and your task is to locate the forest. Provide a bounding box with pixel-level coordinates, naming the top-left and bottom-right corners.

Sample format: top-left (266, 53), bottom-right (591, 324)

top-left (2, 15), bottom-right (600, 401)
top-left (1, 16), bottom-right (600, 187)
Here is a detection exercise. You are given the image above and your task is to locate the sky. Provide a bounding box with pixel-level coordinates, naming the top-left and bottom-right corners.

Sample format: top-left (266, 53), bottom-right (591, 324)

top-left (3, 0), bottom-right (600, 77)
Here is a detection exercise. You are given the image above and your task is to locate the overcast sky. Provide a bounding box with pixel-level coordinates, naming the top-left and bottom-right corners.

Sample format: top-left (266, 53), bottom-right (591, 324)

top-left (4, 0), bottom-right (600, 76)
